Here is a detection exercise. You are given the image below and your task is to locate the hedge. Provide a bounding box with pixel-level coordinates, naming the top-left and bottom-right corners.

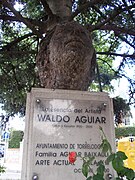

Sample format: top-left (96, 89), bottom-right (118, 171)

top-left (115, 127), bottom-right (135, 139)
top-left (8, 130), bottom-right (24, 148)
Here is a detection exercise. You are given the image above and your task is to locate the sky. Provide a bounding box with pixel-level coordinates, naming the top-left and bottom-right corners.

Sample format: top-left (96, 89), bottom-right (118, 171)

top-left (0, 107), bottom-right (25, 131)
top-left (9, 116), bottom-right (25, 130)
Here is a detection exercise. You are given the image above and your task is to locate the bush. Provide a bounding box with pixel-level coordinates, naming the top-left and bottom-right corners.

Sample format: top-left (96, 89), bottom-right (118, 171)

top-left (8, 130), bottom-right (24, 148)
top-left (115, 127), bottom-right (135, 139)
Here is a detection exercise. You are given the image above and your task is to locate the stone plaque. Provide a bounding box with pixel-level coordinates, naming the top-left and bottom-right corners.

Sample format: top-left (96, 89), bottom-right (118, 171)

top-left (22, 88), bottom-right (116, 180)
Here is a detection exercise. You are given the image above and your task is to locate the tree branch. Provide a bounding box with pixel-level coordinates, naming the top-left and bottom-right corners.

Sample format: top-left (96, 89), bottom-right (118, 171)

top-left (91, 5), bottom-right (106, 19)
top-left (0, 15), bottom-right (20, 21)
top-left (1, 33), bottom-right (35, 51)
top-left (70, 0), bottom-right (103, 20)
top-left (38, 0), bottom-right (53, 17)
top-left (86, 24), bottom-right (135, 36)
top-left (11, 64), bottom-right (22, 91)
top-left (1, 0), bottom-right (42, 37)
top-left (122, 0), bottom-right (135, 23)
top-left (97, 52), bottom-right (135, 58)
top-left (117, 35), bottom-right (135, 49)
top-left (99, 25), bottom-right (135, 36)
top-left (90, 4), bottom-right (135, 31)
top-left (0, 15), bottom-right (42, 27)
top-left (0, 50), bottom-right (36, 55)
top-left (0, 14), bottom-right (48, 34)
top-left (96, 62), bottom-right (103, 92)
top-left (97, 57), bottom-right (117, 74)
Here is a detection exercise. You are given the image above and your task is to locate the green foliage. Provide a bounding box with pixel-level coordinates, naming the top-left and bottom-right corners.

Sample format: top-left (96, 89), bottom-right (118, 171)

top-left (115, 127), bottom-right (135, 139)
top-left (113, 96), bottom-right (132, 126)
top-left (0, 1), bottom-right (40, 116)
top-left (80, 127), bottom-right (135, 179)
top-left (76, 1), bottom-right (134, 93)
top-left (106, 151), bottom-right (135, 180)
top-left (89, 31), bottom-right (119, 92)
top-left (100, 126), bottom-right (112, 154)
top-left (8, 130), bottom-right (24, 148)
top-left (0, 0), bottom-right (135, 115)
top-left (0, 165), bottom-right (6, 174)
top-left (113, 97), bottom-right (131, 116)
top-left (82, 156), bottom-right (95, 178)
top-left (0, 38), bottom-right (39, 116)
top-left (23, 0), bottom-right (44, 19)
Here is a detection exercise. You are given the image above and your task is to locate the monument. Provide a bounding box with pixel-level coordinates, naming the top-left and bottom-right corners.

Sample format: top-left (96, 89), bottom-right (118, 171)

top-left (21, 88), bottom-right (116, 180)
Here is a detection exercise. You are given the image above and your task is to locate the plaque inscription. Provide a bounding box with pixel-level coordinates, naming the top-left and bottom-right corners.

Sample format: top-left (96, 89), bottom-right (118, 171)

top-left (22, 89), bottom-right (115, 180)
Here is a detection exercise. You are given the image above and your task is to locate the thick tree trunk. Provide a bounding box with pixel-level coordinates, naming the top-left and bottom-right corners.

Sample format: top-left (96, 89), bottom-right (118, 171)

top-left (46, 0), bottom-right (72, 19)
top-left (36, 1), bottom-right (96, 91)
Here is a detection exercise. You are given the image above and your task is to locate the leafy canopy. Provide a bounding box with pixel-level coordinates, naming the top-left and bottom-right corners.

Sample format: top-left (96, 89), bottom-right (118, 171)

top-left (0, 0), bottom-right (135, 115)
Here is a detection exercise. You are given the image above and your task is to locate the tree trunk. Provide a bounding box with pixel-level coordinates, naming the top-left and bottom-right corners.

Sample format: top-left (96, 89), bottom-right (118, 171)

top-left (36, 1), bottom-right (96, 91)
top-left (46, 0), bottom-right (72, 19)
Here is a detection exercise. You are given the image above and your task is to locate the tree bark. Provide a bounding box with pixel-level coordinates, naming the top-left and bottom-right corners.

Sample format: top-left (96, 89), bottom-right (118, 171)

top-left (36, 0), bottom-right (96, 91)
top-left (46, 0), bottom-right (72, 19)
top-left (36, 21), bottom-right (96, 90)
